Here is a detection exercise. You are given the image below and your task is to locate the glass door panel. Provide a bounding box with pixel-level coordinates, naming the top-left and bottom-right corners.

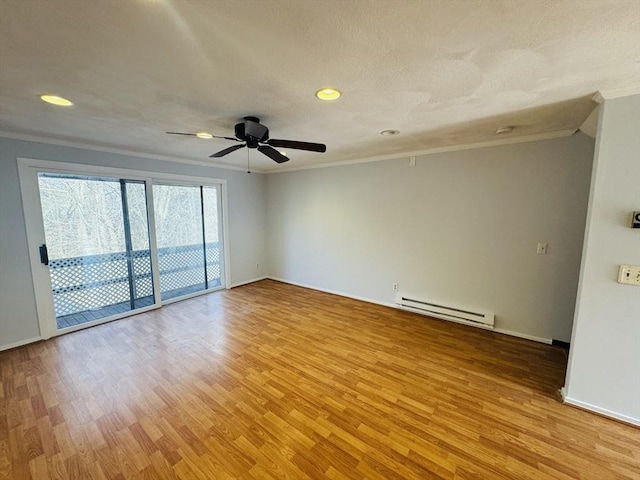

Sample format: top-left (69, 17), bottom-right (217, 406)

top-left (37, 173), bottom-right (155, 330)
top-left (153, 184), bottom-right (206, 300)
top-left (152, 183), bottom-right (224, 301)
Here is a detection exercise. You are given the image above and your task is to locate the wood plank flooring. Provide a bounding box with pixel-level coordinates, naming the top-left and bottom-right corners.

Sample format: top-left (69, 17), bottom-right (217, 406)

top-left (1, 279), bottom-right (638, 479)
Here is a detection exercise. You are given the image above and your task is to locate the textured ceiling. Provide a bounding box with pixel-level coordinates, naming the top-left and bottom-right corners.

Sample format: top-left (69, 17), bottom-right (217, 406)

top-left (0, 0), bottom-right (638, 172)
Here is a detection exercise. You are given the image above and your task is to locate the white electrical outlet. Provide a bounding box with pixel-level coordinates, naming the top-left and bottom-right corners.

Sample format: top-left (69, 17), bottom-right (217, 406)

top-left (409, 156), bottom-right (416, 167)
top-left (537, 242), bottom-right (548, 255)
top-left (618, 265), bottom-right (640, 286)
top-left (392, 282), bottom-right (399, 291)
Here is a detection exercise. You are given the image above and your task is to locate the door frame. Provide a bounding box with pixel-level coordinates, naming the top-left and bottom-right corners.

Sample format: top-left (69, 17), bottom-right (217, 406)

top-left (17, 157), bottom-right (231, 340)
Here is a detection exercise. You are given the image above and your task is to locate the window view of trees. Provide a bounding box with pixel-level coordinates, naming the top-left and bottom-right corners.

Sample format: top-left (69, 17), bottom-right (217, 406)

top-left (153, 184), bottom-right (203, 249)
top-left (153, 184), bottom-right (219, 248)
top-left (38, 175), bottom-right (132, 259)
top-left (38, 176), bottom-right (220, 260)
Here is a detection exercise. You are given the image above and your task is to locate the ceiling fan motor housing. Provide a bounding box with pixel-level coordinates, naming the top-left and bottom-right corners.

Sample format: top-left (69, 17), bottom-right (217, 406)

top-left (236, 118), bottom-right (269, 148)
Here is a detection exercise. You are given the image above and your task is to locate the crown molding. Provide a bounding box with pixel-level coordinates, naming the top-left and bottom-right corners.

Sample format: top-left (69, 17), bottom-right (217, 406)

top-left (271, 129), bottom-right (577, 174)
top-left (593, 85), bottom-right (640, 104)
top-left (0, 130), bottom-right (258, 173)
top-left (578, 107), bottom-right (599, 139)
top-left (1, 127), bottom-right (580, 176)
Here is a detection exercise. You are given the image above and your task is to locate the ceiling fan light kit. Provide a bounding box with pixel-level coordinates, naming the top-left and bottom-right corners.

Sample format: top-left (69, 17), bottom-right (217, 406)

top-left (167, 116), bottom-right (326, 165)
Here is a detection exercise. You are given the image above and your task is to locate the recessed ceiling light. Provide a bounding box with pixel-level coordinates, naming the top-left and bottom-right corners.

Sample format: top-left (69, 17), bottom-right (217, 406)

top-left (380, 129), bottom-right (400, 136)
top-left (315, 88), bottom-right (341, 101)
top-left (196, 132), bottom-right (213, 139)
top-left (496, 126), bottom-right (514, 134)
top-left (40, 94), bottom-right (73, 106)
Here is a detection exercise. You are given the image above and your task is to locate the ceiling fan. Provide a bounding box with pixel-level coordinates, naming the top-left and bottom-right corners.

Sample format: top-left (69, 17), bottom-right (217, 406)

top-left (167, 116), bottom-right (326, 164)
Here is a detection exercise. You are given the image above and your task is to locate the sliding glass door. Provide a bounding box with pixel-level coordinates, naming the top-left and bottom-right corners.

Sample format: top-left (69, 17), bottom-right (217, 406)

top-left (37, 173), bottom-right (155, 330)
top-left (18, 158), bottom-right (228, 339)
top-left (153, 184), bottom-right (223, 301)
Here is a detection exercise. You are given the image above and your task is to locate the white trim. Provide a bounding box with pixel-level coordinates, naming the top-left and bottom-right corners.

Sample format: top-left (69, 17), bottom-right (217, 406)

top-left (270, 129), bottom-right (578, 174)
top-left (563, 93), bottom-right (608, 397)
top-left (562, 395), bottom-right (640, 427)
top-left (578, 106), bottom-right (599, 139)
top-left (593, 85), bottom-right (640, 103)
top-left (268, 276), bottom-right (407, 309)
top-left (268, 277), bottom-right (552, 344)
top-left (17, 157), bottom-right (229, 186)
top-left (1, 130), bottom-right (254, 172)
top-left (229, 276), bottom-right (269, 288)
top-left (17, 161), bottom-right (58, 339)
top-left (493, 328), bottom-right (552, 345)
top-left (0, 336), bottom-right (43, 352)
top-left (3, 128), bottom-right (578, 176)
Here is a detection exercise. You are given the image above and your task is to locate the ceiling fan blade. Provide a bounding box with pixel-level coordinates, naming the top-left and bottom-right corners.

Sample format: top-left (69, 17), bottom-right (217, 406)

top-left (267, 139), bottom-right (326, 153)
top-left (210, 144), bottom-right (246, 158)
top-left (258, 145), bottom-right (290, 163)
top-left (211, 135), bottom-right (241, 141)
top-left (166, 131), bottom-right (197, 136)
top-left (167, 131), bottom-right (239, 141)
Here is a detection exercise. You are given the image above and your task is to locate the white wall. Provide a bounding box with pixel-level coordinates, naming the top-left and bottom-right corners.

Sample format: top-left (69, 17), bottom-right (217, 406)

top-left (564, 95), bottom-right (640, 425)
top-left (267, 135), bottom-right (595, 343)
top-left (0, 137), bottom-right (267, 350)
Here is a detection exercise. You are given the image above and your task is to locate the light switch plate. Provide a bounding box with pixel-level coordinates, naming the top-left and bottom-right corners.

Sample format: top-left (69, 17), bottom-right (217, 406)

top-left (618, 265), bottom-right (640, 286)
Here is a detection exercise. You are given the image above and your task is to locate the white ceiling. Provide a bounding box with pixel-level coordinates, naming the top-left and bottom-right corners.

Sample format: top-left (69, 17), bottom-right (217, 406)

top-left (1, 0), bottom-right (638, 172)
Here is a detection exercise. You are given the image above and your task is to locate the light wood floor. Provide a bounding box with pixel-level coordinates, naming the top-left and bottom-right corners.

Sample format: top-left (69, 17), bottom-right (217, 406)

top-left (1, 280), bottom-right (638, 479)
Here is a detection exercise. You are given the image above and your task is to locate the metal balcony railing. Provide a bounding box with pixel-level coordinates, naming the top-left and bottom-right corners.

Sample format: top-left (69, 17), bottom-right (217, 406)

top-left (49, 242), bottom-right (221, 319)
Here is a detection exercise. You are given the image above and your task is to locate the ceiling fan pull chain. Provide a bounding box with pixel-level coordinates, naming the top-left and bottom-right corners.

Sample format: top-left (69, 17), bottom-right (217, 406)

top-left (247, 148), bottom-right (251, 174)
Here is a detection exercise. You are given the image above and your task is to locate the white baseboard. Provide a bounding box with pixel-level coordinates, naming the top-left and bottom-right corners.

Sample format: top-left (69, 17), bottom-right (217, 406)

top-left (0, 336), bottom-right (42, 352)
top-left (562, 394), bottom-right (640, 427)
top-left (267, 277), bottom-right (396, 309)
top-left (493, 328), bottom-right (552, 345)
top-left (560, 387), bottom-right (568, 401)
top-left (267, 277), bottom-right (553, 345)
top-left (229, 276), bottom-right (268, 289)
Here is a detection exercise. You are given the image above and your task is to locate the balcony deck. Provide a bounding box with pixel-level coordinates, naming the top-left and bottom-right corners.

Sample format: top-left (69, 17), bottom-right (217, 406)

top-left (56, 295), bottom-right (155, 329)
top-left (50, 243), bottom-right (221, 330)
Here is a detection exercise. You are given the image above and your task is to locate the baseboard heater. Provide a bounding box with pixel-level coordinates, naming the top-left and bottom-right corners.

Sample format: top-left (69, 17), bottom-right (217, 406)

top-left (395, 293), bottom-right (495, 329)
